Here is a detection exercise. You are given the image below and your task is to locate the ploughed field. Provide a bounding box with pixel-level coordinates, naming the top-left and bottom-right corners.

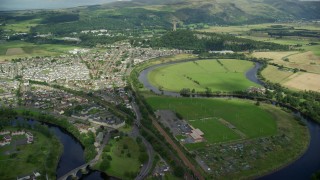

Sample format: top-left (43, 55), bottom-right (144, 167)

top-left (147, 59), bottom-right (260, 92)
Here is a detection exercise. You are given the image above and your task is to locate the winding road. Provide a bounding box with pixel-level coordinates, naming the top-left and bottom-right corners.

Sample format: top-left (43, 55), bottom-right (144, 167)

top-left (130, 101), bottom-right (155, 180)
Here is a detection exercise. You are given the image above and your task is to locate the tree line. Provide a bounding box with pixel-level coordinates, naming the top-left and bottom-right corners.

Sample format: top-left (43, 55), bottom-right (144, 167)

top-left (148, 30), bottom-right (290, 52)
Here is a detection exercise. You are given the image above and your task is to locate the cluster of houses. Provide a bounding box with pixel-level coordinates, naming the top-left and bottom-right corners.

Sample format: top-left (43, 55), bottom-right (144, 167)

top-left (17, 171), bottom-right (41, 180)
top-left (132, 47), bottom-right (192, 65)
top-left (0, 80), bottom-right (19, 107)
top-left (247, 86), bottom-right (266, 94)
top-left (152, 159), bottom-right (170, 177)
top-left (72, 105), bottom-right (125, 129)
top-left (0, 130), bottom-right (33, 147)
top-left (23, 85), bottom-right (88, 111)
top-left (23, 63), bottom-right (90, 83)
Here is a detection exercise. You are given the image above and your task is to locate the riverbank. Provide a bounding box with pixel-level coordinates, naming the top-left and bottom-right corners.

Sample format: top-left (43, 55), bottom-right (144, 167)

top-left (146, 59), bottom-right (260, 93)
top-left (146, 96), bottom-right (309, 179)
top-left (131, 54), bottom-right (317, 179)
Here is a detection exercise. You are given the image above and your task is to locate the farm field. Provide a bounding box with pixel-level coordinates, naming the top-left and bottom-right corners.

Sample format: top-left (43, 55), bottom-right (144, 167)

top-left (283, 73), bottom-right (320, 92)
top-left (0, 41), bottom-right (79, 61)
top-left (147, 59), bottom-right (260, 92)
top-left (261, 65), bottom-right (294, 83)
top-left (252, 51), bottom-right (320, 73)
top-left (147, 97), bottom-right (277, 142)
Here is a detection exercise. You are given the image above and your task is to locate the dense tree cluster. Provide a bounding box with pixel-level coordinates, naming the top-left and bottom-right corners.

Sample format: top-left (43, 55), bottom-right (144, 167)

top-left (149, 30), bottom-right (289, 51)
top-left (30, 8), bottom-right (171, 35)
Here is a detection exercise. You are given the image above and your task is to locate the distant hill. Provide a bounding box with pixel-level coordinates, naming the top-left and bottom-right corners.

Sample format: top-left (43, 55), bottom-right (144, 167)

top-left (132, 0), bottom-right (320, 24)
top-left (4, 0), bottom-right (319, 36)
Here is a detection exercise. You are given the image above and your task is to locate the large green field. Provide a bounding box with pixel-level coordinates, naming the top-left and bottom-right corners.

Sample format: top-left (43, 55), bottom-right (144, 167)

top-left (147, 59), bottom-right (260, 92)
top-left (96, 137), bottom-right (142, 180)
top-left (0, 41), bottom-right (79, 61)
top-left (147, 97), bottom-right (277, 144)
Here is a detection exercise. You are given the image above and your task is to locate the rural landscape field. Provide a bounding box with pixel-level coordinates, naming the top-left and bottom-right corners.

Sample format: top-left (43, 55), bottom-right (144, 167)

top-left (148, 59), bottom-right (260, 92)
top-left (0, 0), bottom-right (320, 179)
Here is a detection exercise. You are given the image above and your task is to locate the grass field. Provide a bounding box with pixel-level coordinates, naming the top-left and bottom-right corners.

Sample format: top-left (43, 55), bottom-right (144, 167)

top-left (146, 96), bottom-right (309, 179)
top-left (262, 65), bottom-right (320, 92)
top-left (148, 59), bottom-right (259, 92)
top-left (0, 127), bottom-right (61, 179)
top-left (147, 97), bottom-right (277, 143)
top-left (97, 137), bottom-right (141, 179)
top-left (189, 118), bottom-right (241, 143)
top-left (0, 41), bottom-right (79, 61)
top-left (5, 19), bottom-right (41, 32)
top-left (252, 51), bottom-right (320, 74)
top-left (283, 72), bottom-right (320, 92)
top-left (6, 48), bottom-right (25, 55)
top-left (262, 65), bottom-right (294, 83)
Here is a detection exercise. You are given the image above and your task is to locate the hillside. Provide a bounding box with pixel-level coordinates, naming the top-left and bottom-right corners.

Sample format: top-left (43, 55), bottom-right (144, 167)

top-left (133, 0), bottom-right (320, 24)
top-left (1, 0), bottom-right (319, 36)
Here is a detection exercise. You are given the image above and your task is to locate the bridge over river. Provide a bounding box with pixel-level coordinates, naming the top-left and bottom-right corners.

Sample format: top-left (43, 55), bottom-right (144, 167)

top-left (58, 132), bottom-right (110, 180)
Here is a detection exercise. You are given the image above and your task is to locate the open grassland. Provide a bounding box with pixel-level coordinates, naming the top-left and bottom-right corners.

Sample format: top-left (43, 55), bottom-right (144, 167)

top-left (5, 19), bottom-right (41, 32)
top-left (225, 104), bottom-right (309, 179)
top-left (262, 65), bottom-right (320, 92)
top-left (0, 41), bottom-right (78, 61)
top-left (5, 48), bottom-right (25, 56)
top-left (147, 97), bottom-right (277, 141)
top-left (148, 59), bottom-right (259, 92)
top-left (261, 65), bottom-right (294, 83)
top-left (189, 118), bottom-right (241, 143)
top-left (201, 23), bottom-right (320, 58)
top-left (199, 23), bottom-right (277, 34)
top-left (284, 73), bottom-right (320, 92)
top-left (96, 137), bottom-right (141, 179)
top-left (0, 127), bottom-right (61, 179)
top-left (304, 45), bottom-right (320, 56)
top-left (252, 51), bottom-right (298, 62)
top-left (252, 51), bottom-right (320, 73)
top-left (200, 23), bottom-right (320, 34)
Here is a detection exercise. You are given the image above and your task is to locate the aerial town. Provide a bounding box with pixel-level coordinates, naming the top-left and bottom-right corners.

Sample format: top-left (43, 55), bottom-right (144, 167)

top-left (1, 0), bottom-right (320, 179)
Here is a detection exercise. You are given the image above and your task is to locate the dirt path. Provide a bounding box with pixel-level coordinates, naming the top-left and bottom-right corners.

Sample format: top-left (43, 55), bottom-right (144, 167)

top-left (218, 118), bottom-right (247, 139)
top-left (152, 119), bottom-right (204, 180)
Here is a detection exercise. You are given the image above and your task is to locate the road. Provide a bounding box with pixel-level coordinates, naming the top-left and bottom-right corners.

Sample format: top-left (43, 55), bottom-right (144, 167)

top-left (130, 101), bottom-right (155, 180)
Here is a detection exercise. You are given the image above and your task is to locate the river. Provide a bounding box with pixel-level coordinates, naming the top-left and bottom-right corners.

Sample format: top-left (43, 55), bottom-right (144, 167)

top-left (138, 59), bottom-right (320, 179)
top-left (0, 0), bottom-right (120, 11)
top-left (12, 118), bottom-right (114, 180)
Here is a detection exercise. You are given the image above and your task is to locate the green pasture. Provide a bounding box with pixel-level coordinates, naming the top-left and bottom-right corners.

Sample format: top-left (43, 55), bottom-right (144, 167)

top-left (189, 118), bottom-right (241, 143)
top-left (147, 59), bottom-right (259, 92)
top-left (147, 97), bottom-right (277, 140)
top-left (0, 41), bottom-right (78, 61)
top-left (97, 137), bottom-right (141, 179)
top-left (5, 19), bottom-right (41, 32)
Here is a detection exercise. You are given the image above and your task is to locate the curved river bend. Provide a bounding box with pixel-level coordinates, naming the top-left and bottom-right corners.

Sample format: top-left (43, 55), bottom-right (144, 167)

top-left (139, 59), bottom-right (264, 97)
top-left (13, 119), bottom-right (115, 180)
top-left (138, 59), bottom-right (320, 179)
